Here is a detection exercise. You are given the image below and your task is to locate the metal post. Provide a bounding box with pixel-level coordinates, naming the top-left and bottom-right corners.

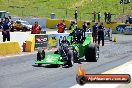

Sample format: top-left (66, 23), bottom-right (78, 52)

top-left (123, 0), bottom-right (125, 13)
top-left (21, 7), bottom-right (24, 16)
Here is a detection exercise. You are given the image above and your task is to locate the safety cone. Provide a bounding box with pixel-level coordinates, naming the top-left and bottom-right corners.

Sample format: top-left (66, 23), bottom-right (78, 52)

top-left (113, 35), bottom-right (116, 42)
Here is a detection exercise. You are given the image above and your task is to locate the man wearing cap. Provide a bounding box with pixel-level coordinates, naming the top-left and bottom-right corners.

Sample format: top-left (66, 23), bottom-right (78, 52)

top-left (31, 21), bottom-right (41, 34)
top-left (57, 20), bottom-right (66, 33)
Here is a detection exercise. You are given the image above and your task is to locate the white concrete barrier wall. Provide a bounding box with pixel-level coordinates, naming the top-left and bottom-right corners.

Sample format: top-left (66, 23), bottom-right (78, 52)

top-left (0, 32), bottom-right (31, 47)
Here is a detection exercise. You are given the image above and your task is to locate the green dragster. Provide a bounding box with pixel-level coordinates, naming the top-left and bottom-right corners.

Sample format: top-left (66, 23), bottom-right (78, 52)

top-left (35, 29), bottom-right (99, 67)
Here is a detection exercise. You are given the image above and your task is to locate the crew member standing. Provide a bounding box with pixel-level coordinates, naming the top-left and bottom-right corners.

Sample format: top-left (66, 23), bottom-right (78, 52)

top-left (92, 23), bottom-right (98, 43)
top-left (2, 18), bottom-right (11, 42)
top-left (98, 22), bottom-right (104, 46)
top-left (69, 21), bottom-right (77, 36)
top-left (57, 20), bottom-right (66, 33)
top-left (87, 22), bottom-right (91, 32)
top-left (31, 21), bottom-right (41, 34)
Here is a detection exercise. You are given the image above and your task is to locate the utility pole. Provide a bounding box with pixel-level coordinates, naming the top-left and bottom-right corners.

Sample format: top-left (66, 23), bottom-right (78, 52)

top-left (123, 0), bottom-right (125, 13)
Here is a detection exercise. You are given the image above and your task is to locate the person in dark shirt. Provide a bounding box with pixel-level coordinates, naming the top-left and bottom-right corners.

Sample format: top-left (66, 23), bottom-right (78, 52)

top-left (104, 12), bottom-right (108, 22)
top-left (2, 18), bottom-right (11, 42)
top-left (87, 22), bottom-right (91, 32)
top-left (98, 12), bottom-right (101, 22)
top-left (98, 22), bottom-right (104, 46)
top-left (92, 11), bottom-right (96, 22)
top-left (74, 7), bottom-right (78, 21)
top-left (92, 23), bottom-right (98, 43)
top-left (108, 12), bottom-right (112, 23)
top-left (82, 22), bottom-right (87, 32)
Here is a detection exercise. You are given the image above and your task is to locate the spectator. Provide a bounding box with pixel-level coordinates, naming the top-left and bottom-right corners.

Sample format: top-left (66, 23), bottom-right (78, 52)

top-left (98, 12), bottom-right (101, 22)
top-left (98, 22), bottom-right (104, 46)
top-left (92, 11), bottom-right (96, 22)
top-left (57, 20), bottom-right (66, 33)
top-left (104, 12), bottom-right (108, 22)
top-left (2, 18), bottom-right (11, 42)
top-left (74, 7), bottom-right (78, 21)
top-left (31, 21), bottom-right (41, 34)
top-left (108, 12), bottom-right (112, 23)
top-left (92, 23), bottom-right (98, 43)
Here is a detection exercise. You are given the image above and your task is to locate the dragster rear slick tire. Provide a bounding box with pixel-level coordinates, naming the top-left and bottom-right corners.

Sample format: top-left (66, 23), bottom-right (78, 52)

top-left (85, 43), bottom-right (98, 62)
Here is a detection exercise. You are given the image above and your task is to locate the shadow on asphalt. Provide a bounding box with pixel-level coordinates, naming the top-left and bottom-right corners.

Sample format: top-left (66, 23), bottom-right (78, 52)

top-left (32, 61), bottom-right (83, 68)
top-left (32, 64), bottom-right (60, 68)
top-left (32, 64), bottom-right (76, 68)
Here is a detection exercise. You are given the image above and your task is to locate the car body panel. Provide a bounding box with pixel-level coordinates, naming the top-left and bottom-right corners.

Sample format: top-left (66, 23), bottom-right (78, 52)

top-left (35, 54), bottom-right (65, 65)
top-left (13, 21), bottom-right (23, 30)
top-left (35, 34), bottom-right (92, 65)
top-left (67, 35), bottom-right (91, 58)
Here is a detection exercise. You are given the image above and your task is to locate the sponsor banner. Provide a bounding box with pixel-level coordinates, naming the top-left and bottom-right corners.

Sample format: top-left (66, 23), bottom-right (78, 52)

top-left (124, 26), bottom-right (132, 34)
top-left (77, 74), bottom-right (130, 83)
top-left (47, 33), bottom-right (69, 48)
top-left (76, 66), bottom-right (131, 85)
top-left (35, 35), bottom-right (48, 49)
top-left (112, 25), bottom-right (129, 34)
top-left (35, 32), bottom-right (92, 49)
